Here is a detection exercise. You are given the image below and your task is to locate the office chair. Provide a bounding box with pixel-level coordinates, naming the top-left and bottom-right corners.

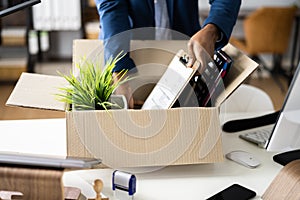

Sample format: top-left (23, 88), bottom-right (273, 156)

top-left (221, 84), bottom-right (274, 113)
top-left (230, 6), bottom-right (297, 91)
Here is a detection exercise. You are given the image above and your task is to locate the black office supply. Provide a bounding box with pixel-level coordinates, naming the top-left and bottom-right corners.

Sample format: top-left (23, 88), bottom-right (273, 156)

top-left (222, 111), bottom-right (280, 133)
top-left (273, 149), bottom-right (300, 166)
top-left (195, 49), bottom-right (232, 107)
top-left (177, 49), bottom-right (233, 107)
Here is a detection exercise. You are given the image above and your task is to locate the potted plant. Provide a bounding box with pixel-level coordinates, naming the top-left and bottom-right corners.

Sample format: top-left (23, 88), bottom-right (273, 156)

top-left (56, 52), bottom-right (129, 111)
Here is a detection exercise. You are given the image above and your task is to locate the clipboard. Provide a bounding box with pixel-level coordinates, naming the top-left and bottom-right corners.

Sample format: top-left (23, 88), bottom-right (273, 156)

top-left (141, 50), bottom-right (200, 109)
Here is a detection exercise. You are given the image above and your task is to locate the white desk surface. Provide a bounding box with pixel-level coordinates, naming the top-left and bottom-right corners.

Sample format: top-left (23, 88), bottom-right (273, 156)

top-left (0, 114), bottom-right (282, 200)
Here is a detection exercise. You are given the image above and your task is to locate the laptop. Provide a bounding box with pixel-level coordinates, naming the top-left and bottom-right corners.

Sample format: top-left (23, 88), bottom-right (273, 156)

top-left (238, 62), bottom-right (300, 150)
top-left (0, 151), bottom-right (101, 169)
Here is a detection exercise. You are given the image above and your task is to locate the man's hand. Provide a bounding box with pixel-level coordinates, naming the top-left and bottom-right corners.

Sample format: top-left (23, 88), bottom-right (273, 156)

top-left (113, 72), bottom-right (134, 109)
top-left (187, 24), bottom-right (221, 71)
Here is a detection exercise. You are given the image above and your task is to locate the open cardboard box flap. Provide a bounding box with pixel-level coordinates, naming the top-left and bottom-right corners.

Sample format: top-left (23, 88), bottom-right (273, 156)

top-left (6, 72), bottom-right (67, 111)
top-left (6, 72), bottom-right (128, 111)
top-left (5, 40), bottom-right (258, 167)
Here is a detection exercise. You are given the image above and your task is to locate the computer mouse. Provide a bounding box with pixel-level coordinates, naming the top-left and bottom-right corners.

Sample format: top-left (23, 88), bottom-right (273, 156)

top-left (225, 150), bottom-right (261, 168)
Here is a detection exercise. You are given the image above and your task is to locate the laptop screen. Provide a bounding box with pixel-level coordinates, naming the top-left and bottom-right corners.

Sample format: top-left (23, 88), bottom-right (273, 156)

top-left (0, 0), bottom-right (40, 17)
top-left (266, 62), bottom-right (300, 152)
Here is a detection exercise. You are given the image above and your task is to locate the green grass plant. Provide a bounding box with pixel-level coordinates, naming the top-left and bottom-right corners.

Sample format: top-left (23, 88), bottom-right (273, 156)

top-left (56, 53), bottom-right (128, 110)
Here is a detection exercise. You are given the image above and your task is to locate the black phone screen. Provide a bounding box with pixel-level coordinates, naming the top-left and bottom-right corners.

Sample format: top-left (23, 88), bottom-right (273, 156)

top-left (206, 184), bottom-right (256, 200)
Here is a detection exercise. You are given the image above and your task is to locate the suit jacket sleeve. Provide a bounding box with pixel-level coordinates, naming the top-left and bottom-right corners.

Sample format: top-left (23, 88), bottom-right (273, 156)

top-left (96, 0), bottom-right (136, 72)
top-left (203, 0), bottom-right (241, 49)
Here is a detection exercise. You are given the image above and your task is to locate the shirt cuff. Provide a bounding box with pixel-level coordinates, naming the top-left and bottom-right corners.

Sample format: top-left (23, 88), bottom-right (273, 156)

top-left (216, 31), bottom-right (223, 43)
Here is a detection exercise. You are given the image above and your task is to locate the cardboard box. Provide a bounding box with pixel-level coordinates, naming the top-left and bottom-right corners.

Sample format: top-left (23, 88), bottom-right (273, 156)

top-left (6, 40), bottom-right (258, 168)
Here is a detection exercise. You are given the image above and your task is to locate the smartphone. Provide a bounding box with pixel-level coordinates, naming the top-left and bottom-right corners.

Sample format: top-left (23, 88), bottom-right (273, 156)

top-left (206, 184), bottom-right (256, 200)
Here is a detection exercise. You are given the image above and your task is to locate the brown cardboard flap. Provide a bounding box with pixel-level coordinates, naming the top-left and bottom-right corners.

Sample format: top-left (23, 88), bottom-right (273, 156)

top-left (6, 72), bottom-right (67, 111)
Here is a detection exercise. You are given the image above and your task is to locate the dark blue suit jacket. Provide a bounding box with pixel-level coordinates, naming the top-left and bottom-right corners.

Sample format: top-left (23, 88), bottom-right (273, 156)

top-left (95, 0), bottom-right (241, 72)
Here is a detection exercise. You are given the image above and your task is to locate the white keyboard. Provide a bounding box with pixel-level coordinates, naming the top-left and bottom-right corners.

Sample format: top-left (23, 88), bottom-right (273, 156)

top-left (239, 125), bottom-right (273, 148)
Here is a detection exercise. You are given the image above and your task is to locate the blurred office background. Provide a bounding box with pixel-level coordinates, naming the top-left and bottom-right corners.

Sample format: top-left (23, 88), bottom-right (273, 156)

top-left (0, 0), bottom-right (299, 119)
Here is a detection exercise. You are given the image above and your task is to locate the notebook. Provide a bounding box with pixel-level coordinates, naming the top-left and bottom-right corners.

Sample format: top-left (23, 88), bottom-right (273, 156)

top-left (0, 151), bottom-right (101, 169)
